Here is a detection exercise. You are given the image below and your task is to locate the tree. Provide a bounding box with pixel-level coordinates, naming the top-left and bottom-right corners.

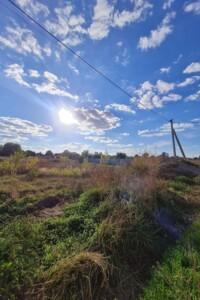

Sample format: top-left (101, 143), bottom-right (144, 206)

top-left (0, 143), bottom-right (21, 156)
top-left (142, 152), bottom-right (149, 158)
top-left (45, 150), bottom-right (54, 158)
top-left (25, 150), bottom-right (36, 157)
top-left (116, 152), bottom-right (127, 159)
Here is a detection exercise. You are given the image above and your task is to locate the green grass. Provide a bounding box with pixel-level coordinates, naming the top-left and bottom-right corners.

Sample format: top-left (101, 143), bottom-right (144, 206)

top-left (141, 219), bottom-right (200, 300)
top-left (0, 167), bottom-right (199, 300)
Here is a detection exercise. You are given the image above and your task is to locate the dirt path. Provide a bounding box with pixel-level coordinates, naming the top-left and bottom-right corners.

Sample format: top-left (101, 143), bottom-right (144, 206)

top-left (24, 196), bottom-right (68, 220)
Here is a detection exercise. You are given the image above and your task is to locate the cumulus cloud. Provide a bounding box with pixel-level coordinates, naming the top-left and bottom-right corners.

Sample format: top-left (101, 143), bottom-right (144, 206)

top-left (0, 22), bottom-right (51, 59)
top-left (68, 63), bottom-right (80, 75)
top-left (16, 0), bottom-right (49, 17)
top-left (183, 62), bottom-right (200, 74)
top-left (88, 0), bottom-right (152, 40)
top-left (33, 82), bottom-right (78, 100)
top-left (71, 107), bottom-right (121, 134)
top-left (120, 132), bottom-right (130, 136)
top-left (44, 71), bottom-right (58, 83)
top-left (88, 0), bottom-right (114, 40)
top-left (0, 116), bottom-right (52, 143)
top-left (113, 0), bottom-right (153, 28)
top-left (85, 136), bottom-right (118, 144)
top-left (156, 79), bottom-right (175, 93)
top-left (138, 12), bottom-right (176, 50)
top-left (177, 76), bottom-right (200, 87)
top-left (186, 90), bottom-right (200, 101)
top-left (4, 64), bottom-right (78, 100)
top-left (105, 103), bottom-right (136, 114)
top-left (56, 143), bottom-right (89, 153)
top-left (131, 79), bottom-right (177, 109)
top-left (184, 1), bottom-right (200, 15)
top-left (163, 0), bottom-right (175, 10)
top-left (160, 66), bottom-right (171, 73)
top-left (4, 64), bottom-right (30, 87)
top-left (45, 4), bottom-right (86, 46)
top-left (138, 122), bottom-right (193, 137)
top-left (29, 69), bottom-right (40, 78)
top-left (162, 94), bottom-right (182, 102)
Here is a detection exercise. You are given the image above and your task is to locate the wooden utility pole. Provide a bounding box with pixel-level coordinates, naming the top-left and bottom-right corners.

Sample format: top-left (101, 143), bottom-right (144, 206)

top-left (170, 119), bottom-right (176, 157)
top-left (170, 119), bottom-right (186, 159)
top-left (173, 130), bottom-right (186, 159)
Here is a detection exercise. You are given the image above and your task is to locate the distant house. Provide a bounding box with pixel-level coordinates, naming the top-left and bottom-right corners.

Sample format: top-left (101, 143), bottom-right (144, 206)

top-left (88, 157), bottom-right (132, 166)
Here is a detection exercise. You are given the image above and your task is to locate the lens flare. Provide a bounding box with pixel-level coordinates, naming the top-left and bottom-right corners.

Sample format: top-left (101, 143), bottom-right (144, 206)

top-left (58, 108), bottom-right (77, 125)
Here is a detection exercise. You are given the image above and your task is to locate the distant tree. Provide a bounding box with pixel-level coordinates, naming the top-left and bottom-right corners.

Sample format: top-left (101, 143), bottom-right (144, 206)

top-left (81, 150), bottom-right (89, 159)
top-left (93, 152), bottom-right (101, 159)
top-left (116, 152), bottom-right (127, 159)
top-left (142, 152), bottom-right (149, 158)
top-left (45, 150), bottom-right (54, 158)
top-left (0, 143), bottom-right (22, 156)
top-left (161, 152), bottom-right (169, 158)
top-left (25, 150), bottom-right (36, 157)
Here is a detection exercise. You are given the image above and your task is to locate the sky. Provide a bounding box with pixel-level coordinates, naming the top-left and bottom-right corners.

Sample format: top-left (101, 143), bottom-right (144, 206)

top-left (0, 0), bottom-right (200, 157)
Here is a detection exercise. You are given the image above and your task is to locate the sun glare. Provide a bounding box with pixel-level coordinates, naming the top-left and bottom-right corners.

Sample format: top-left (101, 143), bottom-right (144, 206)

top-left (58, 108), bottom-right (76, 125)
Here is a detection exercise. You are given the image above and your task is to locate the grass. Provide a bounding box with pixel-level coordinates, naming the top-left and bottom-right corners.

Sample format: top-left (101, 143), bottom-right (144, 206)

top-left (0, 156), bottom-right (199, 299)
top-left (141, 219), bottom-right (200, 300)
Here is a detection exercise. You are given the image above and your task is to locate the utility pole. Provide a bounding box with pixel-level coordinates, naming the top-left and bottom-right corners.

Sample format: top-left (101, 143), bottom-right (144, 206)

top-left (170, 119), bottom-right (176, 157)
top-left (173, 130), bottom-right (186, 159)
top-left (170, 119), bottom-right (186, 159)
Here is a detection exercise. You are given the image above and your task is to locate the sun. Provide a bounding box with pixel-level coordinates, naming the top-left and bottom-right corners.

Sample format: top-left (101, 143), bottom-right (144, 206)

top-left (58, 108), bottom-right (77, 125)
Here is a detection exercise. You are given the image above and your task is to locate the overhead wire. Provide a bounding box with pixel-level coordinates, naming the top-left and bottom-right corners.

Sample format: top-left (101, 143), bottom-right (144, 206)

top-left (4, 0), bottom-right (169, 123)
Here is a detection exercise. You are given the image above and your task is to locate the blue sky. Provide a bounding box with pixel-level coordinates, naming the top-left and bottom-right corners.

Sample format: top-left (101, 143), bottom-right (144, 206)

top-left (0, 0), bottom-right (200, 157)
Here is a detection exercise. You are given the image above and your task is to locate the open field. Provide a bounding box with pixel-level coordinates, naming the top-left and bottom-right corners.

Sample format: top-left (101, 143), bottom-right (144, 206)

top-left (0, 155), bottom-right (200, 299)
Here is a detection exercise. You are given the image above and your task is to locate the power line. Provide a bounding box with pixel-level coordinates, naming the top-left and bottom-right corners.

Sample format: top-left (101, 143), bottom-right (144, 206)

top-left (5, 0), bottom-right (169, 122)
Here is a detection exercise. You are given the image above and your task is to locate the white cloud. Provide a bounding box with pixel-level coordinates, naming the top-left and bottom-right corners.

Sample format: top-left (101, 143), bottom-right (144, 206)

top-left (117, 41), bottom-right (123, 47)
top-left (183, 62), bottom-right (200, 74)
top-left (88, 0), bottom-right (114, 40)
top-left (68, 63), bottom-right (80, 75)
top-left (191, 118), bottom-right (200, 122)
top-left (162, 94), bottom-right (182, 102)
top-left (173, 54), bottom-right (183, 64)
top-left (184, 1), bottom-right (200, 15)
top-left (4, 64), bottom-right (30, 87)
top-left (106, 143), bottom-right (133, 148)
top-left (113, 0), bottom-right (153, 28)
top-left (0, 116), bottom-right (52, 143)
top-left (4, 64), bottom-right (78, 100)
top-left (0, 22), bottom-right (50, 59)
top-left (163, 0), bottom-right (175, 10)
top-left (85, 136), bottom-right (118, 144)
top-left (88, 0), bottom-right (152, 40)
top-left (33, 82), bottom-right (78, 100)
top-left (131, 78), bottom-right (182, 109)
top-left (16, 0), bottom-right (49, 17)
top-left (29, 69), bottom-right (40, 78)
top-left (177, 76), bottom-right (200, 87)
top-left (56, 143), bottom-right (89, 153)
top-left (160, 66), bottom-right (171, 73)
top-left (186, 90), bottom-right (200, 101)
top-left (72, 107), bottom-right (121, 134)
top-left (105, 103), bottom-right (136, 114)
top-left (138, 12), bottom-right (176, 50)
top-left (115, 47), bottom-right (130, 66)
top-left (44, 71), bottom-right (58, 83)
top-left (138, 122), bottom-right (194, 137)
top-left (156, 79), bottom-right (175, 93)
top-left (45, 4), bottom-right (86, 46)
top-left (120, 132), bottom-right (130, 136)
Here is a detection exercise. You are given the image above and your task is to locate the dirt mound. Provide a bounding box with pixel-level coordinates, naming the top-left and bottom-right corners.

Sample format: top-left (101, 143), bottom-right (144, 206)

top-left (159, 158), bottom-right (200, 179)
top-left (25, 196), bottom-right (61, 214)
